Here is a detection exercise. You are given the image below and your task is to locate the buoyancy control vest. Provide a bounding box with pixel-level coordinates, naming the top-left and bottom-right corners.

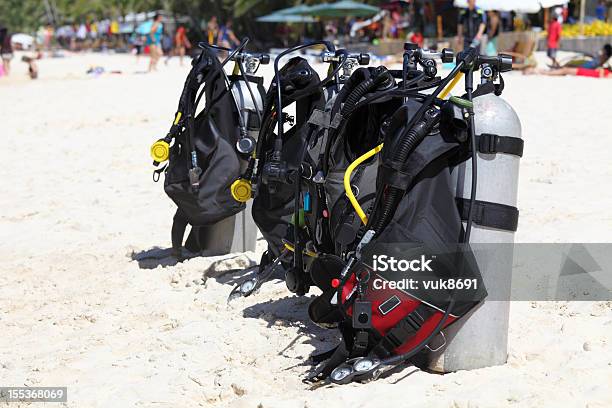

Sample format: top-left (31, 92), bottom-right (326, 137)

top-left (306, 96), bottom-right (488, 382)
top-left (301, 50), bottom-right (519, 383)
top-left (252, 56), bottom-right (328, 260)
top-left (151, 43), bottom-right (266, 257)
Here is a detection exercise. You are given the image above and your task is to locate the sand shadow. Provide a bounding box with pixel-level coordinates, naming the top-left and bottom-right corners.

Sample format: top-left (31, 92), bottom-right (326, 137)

top-left (130, 246), bottom-right (266, 289)
top-left (242, 295), bottom-right (342, 375)
top-left (130, 246), bottom-right (197, 269)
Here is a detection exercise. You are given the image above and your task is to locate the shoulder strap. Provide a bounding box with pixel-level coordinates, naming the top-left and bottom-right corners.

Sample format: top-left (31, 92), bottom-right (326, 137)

top-left (371, 303), bottom-right (434, 358)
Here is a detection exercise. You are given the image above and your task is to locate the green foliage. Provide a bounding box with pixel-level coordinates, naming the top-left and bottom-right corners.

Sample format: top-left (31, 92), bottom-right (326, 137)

top-left (0, 0), bottom-right (46, 32)
top-left (0, 0), bottom-right (382, 37)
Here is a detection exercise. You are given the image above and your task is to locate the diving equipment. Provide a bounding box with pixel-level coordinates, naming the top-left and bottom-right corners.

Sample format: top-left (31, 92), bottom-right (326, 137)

top-left (303, 47), bottom-right (517, 385)
top-left (150, 39), bottom-right (267, 257)
top-left (428, 58), bottom-right (523, 372)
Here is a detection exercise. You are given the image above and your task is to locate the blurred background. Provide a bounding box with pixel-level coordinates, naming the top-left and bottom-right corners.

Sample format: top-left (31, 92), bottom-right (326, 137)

top-left (1, 0), bottom-right (611, 61)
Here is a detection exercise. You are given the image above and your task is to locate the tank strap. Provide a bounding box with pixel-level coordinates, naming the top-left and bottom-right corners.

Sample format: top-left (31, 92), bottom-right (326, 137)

top-left (456, 198), bottom-right (519, 232)
top-left (371, 303), bottom-right (433, 358)
top-left (476, 133), bottom-right (524, 157)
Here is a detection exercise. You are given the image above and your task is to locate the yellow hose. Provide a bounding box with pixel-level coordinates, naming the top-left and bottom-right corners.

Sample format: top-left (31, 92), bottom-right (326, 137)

top-left (343, 71), bottom-right (464, 224)
top-left (439, 72), bottom-right (464, 100)
top-left (344, 144), bottom-right (383, 225)
top-left (283, 242), bottom-right (318, 258)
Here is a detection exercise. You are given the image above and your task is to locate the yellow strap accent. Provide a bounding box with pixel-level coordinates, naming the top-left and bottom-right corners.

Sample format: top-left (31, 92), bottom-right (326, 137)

top-left (344, 144), bottom-right (383, 225)
top-left (283, 242), bottom-right (318, 258)
top-left (232, 61), bottom-right (240, 75)
top-left (174, 111), bottom-right (182, 125)
top-left (343, 71), bottom-right (464, 226)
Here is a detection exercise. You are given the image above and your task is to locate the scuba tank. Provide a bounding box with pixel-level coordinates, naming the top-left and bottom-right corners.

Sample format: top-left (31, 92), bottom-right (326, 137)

top-left (150, 39), bottom-right (268, 258)
top-left (427, 58), bottom-right (523, 372)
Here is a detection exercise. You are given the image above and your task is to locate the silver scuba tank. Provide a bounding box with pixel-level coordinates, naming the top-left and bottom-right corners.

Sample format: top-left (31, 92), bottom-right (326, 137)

top-left (231, 71), bottom-right (264, 172)
top-left (428, 88), bottom-right (523, 372)
top-left (200, 61), bottom-right (265, 255)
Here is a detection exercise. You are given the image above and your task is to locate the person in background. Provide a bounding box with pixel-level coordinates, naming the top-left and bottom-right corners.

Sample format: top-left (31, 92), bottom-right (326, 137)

top-left (409, 30), bottom-right (424, 48)
top-left (486, 10), bottom-right (500, 56)
top-left (457, 0), bottom-right (486, 51)
top-left (174, 26), bottom-right (191, 66)
top-left (382, 13), bottom-right (393, 39)
top-left (147, 13), bottom-right (164, 72)
top-left (22, 52), bottom-right (41, 80)
top-left (525, 44), bottom-right (612, 78)
top-left (131, 32), bottom-right (144, 62)
top-left (0, 27), bottom-right (13, 76)
top-left (500, 10), bottom-right (513, 31)
top-left (217, 19), bottom-right (240, 49)
top-left (162, 32), bottom-right (173, 64)
top-left (207, 16), bottom-right (219, 45)
top-left (595, 1), bottom-right (607, 21)
top-left (547, 10), bottom-right (562, 68)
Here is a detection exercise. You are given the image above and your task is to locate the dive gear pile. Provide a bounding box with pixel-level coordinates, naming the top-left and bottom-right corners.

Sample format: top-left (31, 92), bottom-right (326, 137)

top-left (151, 40), bottom-right (523, 385)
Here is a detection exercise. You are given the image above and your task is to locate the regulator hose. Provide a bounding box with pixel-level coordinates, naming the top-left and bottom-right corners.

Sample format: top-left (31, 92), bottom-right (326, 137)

top-left (330, 67), bottom-right (369, 117)
top-left (323, 67), bottom-right (394, 174)
top-left (369, 108), bottom-right (441, 234)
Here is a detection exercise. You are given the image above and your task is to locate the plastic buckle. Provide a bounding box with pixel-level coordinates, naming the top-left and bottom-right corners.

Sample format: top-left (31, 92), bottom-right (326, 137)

top-left (425, 331), bottom-right (447, 352)
top-left (479, 133), bottom-right (499, 154)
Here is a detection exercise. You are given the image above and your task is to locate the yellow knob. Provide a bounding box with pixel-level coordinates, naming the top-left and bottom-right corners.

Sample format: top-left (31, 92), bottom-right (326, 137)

top-left (150, 140), bottom-right (170, 162)
top-left (231, 179), bottom-right (252, 202)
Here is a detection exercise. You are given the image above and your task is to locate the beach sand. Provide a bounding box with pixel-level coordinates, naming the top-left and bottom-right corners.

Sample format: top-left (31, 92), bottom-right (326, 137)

top-left (1, 51), bottom-right (611, 407)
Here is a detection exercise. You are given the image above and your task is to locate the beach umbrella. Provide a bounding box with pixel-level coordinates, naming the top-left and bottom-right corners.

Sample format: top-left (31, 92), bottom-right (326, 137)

top-left (539, 0), bottom-right (570, 7)
top-left (275, 4), bottom-right (316, 15)
top-left (256, 13), bottom-right (316, 23)
top-left (453, 0), bottom-right (568, 13)
top-left (300, 1), bottom-right (380, 17)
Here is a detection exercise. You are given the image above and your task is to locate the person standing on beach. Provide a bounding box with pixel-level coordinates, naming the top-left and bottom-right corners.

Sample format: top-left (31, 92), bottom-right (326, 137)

top-left (486, 10), bottom-right (500, 56)
top-left (207, 16), bottom-right (219, 45)
top-left (147, 14), bottom-right (164, 72)
top-left (217, 19), bottom-right (240, 49)
top-left (547, 10), bottom-right (562, 68)
top-left (174, 26), bottom-right (191, 66)
top-left (0, 27), bottom-right (13, 76)
top-left (457, 0), bottom-right (486, 51)
top-left (595, 1), bottom-right (608, 21)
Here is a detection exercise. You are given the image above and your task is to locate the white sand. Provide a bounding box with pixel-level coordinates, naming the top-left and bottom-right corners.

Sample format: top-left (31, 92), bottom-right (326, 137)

top-left (0, 51), bottom-right (611, 407)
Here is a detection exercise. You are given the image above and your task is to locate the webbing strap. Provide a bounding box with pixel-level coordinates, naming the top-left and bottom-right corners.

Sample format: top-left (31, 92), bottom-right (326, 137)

top-left (330, 113), bottom-right (344, 129)
top-left (476, 133), bottom-right (524, 157)
top-left (171, 209), bottom-right (189, 256)
top-left (377, 160), bottom-right (412, 190)
top-left (456, 197), bottom-right (519, 232)
top-left (371, 303), bottom-right (432, 358)
top-left (307, 109), bottom-right (331, 128)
